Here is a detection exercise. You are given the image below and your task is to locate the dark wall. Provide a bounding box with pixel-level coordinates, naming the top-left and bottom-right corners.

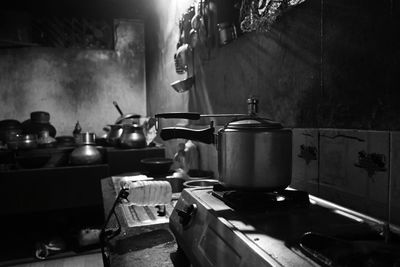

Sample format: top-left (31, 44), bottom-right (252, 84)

top-left (145, 0), bottom-right (400, 130)
top-left (320, 0), bottom-right (399, 129)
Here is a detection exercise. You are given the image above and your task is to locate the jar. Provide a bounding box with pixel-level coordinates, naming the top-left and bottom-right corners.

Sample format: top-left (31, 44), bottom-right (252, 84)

top-left (69, 132), bottom-right (102, 165)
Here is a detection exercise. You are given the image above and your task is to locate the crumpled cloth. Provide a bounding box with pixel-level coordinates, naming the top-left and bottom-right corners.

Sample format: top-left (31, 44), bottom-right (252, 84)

top-left (240, 0), bottom-right (307, 32)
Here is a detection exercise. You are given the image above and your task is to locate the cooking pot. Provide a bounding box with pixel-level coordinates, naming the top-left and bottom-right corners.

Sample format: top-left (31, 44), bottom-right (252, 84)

top-left (112, 101), bottom-right (141, 124)
top-left (155, 98), bottom-right (292, 190)
top-left (7, 134), bottom-right (38, 150)
top-left (70, 132), bottom-right (102, 165)
top-left (22, 119), bottom-right (56, 137)
top-left (105, 124), bottom-right (123, 146)
top-left (119, 124), bottom-right (146, 149)
top-left (30, 111), bottom-right (50, 124)
top-left (0, 119), bottom-right (22, 143)
top-left (140, 157), bottom-right (173, 175)
top-left (183, 179), bottom-right (219, 188)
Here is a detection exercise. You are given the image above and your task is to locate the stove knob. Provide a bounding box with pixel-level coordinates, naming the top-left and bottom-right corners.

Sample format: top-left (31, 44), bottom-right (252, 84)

top-left (175, 204), bottom-right (197, 227)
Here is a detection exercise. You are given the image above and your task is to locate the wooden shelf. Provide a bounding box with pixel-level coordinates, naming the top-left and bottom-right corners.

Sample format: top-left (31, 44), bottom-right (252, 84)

top-left (0, 147), bottom-right (165, 215)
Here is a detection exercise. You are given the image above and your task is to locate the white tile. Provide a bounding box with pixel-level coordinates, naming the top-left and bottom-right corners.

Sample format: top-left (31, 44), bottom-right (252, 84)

top-left (291, 128), bottom-right (319, 195)
top-left (319, 129), bottom-right (389, 220)
top-left (390, 132), bottom-right (400, 226)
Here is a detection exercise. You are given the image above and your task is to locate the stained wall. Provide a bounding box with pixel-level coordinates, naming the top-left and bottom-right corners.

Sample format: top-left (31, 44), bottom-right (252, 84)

top-left (0, 19), bottom-right (146, 137)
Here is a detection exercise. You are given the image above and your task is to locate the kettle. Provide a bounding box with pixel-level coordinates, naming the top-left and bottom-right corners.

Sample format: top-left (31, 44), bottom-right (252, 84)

top-left (119, 124), bottom-right (146, 149)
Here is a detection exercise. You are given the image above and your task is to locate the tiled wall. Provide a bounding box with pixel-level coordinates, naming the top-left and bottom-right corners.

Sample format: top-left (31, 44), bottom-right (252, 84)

top-left (291, 128), bottom-right (398, 227)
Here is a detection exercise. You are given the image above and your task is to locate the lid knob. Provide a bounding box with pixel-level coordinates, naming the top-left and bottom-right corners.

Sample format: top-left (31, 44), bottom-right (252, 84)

top-left (247, 97), bottom-right (258, 115)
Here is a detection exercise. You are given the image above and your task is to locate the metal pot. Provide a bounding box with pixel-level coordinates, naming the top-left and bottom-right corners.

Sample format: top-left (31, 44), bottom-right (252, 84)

top-left (21, 119), bottom-right (57, 137)
top-left (69, 132), bottom-right (102, 165)
top-left (112, 101), bottom-right (141, 124)
top-left (105, 124), bottom-right (123, 146)
top-left (183, 179), bottom-right (219, 188)
top-left (0, 119), bottom-right (22, 144)
top-left (217, 22), bottom-right (237, 46)
top-left (7, 134), bottom-right (38, 150)
top-left (30, 111), bottom-right (50, 124)
top-left (140, 157), bottom-right (173, 175)
top-left (119, 124), bottom-right (146, 149)
top-left (155, 98), bottom-right (292, 190)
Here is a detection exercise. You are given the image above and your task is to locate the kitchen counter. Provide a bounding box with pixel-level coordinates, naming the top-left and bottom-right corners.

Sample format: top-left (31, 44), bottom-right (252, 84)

top-left (101, 176), bottom-right (177, 267)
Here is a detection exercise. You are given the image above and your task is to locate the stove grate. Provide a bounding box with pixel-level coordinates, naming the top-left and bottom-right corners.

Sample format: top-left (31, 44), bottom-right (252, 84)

top-left (211, 186), bottom-right (310, 212)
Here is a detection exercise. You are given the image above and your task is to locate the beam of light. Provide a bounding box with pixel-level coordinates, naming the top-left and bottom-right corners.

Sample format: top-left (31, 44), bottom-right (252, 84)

top-left (333, 209), bottom-right (364, 223)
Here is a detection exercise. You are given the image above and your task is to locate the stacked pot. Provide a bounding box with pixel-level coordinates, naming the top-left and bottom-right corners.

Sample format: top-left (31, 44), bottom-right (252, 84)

top-left (0, 119), bottom-right (23, 146)
top-left (22, 111), bottom-right (57, 138)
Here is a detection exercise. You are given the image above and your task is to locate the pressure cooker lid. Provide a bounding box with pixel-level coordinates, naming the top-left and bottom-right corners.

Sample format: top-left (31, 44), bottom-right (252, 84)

top-left (226, 117), bottom-right (283, 130)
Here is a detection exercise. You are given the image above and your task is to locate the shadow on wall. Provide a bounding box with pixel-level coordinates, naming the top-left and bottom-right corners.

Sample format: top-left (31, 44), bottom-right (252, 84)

top-left (188, 0), bottom-right (400, 130)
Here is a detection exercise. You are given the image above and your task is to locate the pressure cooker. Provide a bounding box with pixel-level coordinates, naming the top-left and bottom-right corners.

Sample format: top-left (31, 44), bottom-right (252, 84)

top-left (155, 98), bottom-right (292, 190)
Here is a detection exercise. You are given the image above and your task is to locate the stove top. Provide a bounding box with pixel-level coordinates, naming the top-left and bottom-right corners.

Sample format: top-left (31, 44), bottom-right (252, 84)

top-left (211, 186), bottom-right (310, 212)
top-left (169, 187), bottom-right (400, 267)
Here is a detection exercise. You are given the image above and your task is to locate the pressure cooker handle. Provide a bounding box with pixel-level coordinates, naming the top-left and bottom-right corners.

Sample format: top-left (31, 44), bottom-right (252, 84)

top-left (155, 112), bottom-right (201, 120)
top-left (160, 127), bottom-right (215, 144)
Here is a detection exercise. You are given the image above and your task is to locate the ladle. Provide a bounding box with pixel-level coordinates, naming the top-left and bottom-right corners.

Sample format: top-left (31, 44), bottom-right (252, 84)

top-left (112, 100), bottom-right (141, 124)
top-left (113, 101), bottom-right (123, 116)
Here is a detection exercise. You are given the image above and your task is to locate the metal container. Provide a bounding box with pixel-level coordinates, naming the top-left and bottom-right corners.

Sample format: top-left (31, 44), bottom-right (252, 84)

top-left (0, 119), bottom-right (23, 143)
top-left (30, 111), bottom-right (50, 124)
top-left (69, 132), bottom-right (102, 165)
top-left (183, 179), bottom-right (219, 188)
top-left (156, 98), bottom-right (292, 190)
top-left (217, 22), bottom-right (237, 46)
top-left (140, 157), bottom-right (173, 175)
top-left (217, 118), bottom-right (292, 190)
top-left (7, 134), bottom-right (38, 150)
top-left (106, 124), bottom-right (123, 146)
top-left (119, 124), bottom-right (146, 149)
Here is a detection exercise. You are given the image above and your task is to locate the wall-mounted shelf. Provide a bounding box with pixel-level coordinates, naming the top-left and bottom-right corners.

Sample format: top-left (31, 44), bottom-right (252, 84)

top-left (0, 39), bottom-right (39, 48)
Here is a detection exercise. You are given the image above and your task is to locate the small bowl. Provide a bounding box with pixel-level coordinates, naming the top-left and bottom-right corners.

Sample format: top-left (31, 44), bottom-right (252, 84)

top-left (140, 157), bottom-right (173, 175)
top-left (170, 76), bottom-right (194, 93)
top-left (183, 179), bottom-right (219, 188)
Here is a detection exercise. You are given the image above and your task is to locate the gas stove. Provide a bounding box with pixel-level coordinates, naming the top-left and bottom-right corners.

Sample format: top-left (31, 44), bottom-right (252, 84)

top-left (169, 187), bottom-right (400, 267)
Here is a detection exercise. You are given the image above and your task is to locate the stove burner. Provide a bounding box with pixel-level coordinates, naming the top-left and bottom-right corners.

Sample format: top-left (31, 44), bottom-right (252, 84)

top-left (211, 185), bottom-right (310, 212)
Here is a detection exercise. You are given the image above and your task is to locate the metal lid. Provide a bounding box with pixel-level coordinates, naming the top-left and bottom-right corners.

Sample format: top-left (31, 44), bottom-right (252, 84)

top-left (226, 116), bottom-right (283, 130)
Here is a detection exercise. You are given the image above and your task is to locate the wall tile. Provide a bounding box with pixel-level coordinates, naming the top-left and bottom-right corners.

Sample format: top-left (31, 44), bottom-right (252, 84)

top-left (319, 129), bottom-right (389, 220)
top-left (291, 128), bottom-right (319, 195)
top-left (196, 142), bottom-right (218, 178)
top-left (390, 132), bottom-right (400, 226)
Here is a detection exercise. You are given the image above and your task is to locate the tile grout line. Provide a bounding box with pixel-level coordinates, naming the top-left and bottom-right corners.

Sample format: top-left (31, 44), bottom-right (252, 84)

top-left (317, 128), bottom-right (320, 195)
top-left (387, 132), bottom-right (392, 238)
